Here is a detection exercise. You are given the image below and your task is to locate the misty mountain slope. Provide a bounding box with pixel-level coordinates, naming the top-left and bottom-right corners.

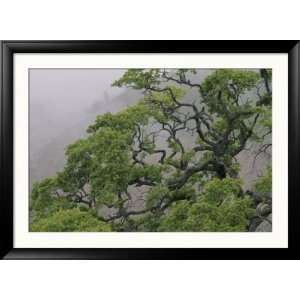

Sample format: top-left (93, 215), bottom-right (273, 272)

top-left (29, 68), bottom-right (142, 187)
top-left (30, 89), bottom-right (142, 186)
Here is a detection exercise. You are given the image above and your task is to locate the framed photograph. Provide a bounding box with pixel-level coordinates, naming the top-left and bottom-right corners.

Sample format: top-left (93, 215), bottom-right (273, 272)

top-left (0, 41), bottom-right (299, 259)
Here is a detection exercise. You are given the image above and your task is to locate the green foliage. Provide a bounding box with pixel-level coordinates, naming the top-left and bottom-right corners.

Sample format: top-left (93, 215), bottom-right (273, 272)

top-left (30, 208), bottom-right (112, 232)
top-left (201, 69), bottom-right (259, 114)
top-left (135, 213), bottom-right (162, 232)
top-left (87, 101), bottom-right (151, 134)
top-left (202, 177), bottom-right (242, 204)
top-left (254, 166), bottom-right (272, 195)
top-left (112, 69), bottom-right (161, 89)
top-left (202, 69), bottom-right (260, 97)
top-left (159, 178), bottom-right (254, 232)
top-left (258, 106), bottom-right (272, 130)
top-left (57, 138), bottom-right (92, 193)
top-left (145, 185), bottom-right (170, 208)
top-left (31, 177), bottom-right (60, 211)
top-left (88, 128), bottom-right (133, 204)
top-left (145, 85), bottom-right (186, 107)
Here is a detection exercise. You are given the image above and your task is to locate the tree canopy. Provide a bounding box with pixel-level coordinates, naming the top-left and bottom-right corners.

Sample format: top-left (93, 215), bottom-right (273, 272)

top-left (30, 68), bottom-right (272, 232)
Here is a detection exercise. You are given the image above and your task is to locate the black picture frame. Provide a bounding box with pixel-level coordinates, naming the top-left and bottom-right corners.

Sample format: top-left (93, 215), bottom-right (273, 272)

top-left (0, 40), bottom-right (299, 260)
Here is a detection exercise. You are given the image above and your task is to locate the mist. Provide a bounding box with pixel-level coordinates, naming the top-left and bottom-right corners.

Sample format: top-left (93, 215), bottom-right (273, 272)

top-left (29, 69), bottom-right (141, 186)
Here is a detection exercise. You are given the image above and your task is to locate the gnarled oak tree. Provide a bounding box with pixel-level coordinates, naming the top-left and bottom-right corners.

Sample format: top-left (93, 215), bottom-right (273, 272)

top-left (30, 69), bottom-right (272, 232)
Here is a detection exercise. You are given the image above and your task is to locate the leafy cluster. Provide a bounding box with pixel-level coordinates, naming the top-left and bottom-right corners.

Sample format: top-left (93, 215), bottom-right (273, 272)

top-left (159, 178), bottom-right (254, 232)
top-left (30, 208), bottom-right (111, 232)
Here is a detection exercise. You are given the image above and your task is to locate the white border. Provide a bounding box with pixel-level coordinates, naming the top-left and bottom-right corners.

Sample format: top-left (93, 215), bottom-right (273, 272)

top-left (13, 53), bottom-right (288, 248)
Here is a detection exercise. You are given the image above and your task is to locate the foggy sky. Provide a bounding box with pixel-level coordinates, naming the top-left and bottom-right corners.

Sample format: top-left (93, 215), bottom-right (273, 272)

top-left (29, 69), bottom-right (137, 185)
top-left (30, 69), bottom-right (125, 150)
